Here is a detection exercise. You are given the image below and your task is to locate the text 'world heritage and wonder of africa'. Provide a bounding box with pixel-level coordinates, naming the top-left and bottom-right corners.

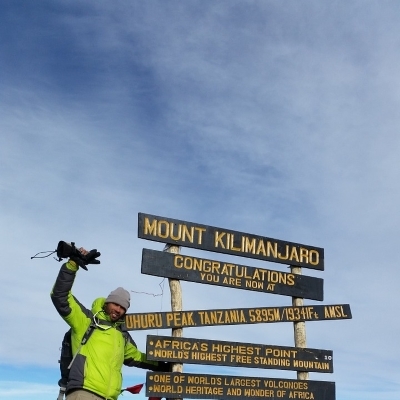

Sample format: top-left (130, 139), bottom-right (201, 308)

top-left (146, 372), bottom-right (335, 400)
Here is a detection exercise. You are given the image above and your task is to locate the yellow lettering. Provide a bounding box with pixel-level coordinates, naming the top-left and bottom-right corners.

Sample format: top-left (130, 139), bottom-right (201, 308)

top-left (174, 255), bottom-right (183, 268)
top-left (309, 250), bottom-right (319, 265)
top-left (278, 245), bottom-right (289, 260)
top-left (287, 274), bottom-right (295, 285)
top-left (157, 220), bottom-right (169, 239)
top-left (299, 247), bottom-right (308, 263)
top-left (266, 241), bottom-right (277, 257)
top-left (230, 233), bottom-right (242, 251)
top-left (290, 246), bottom-right (299, 262)
top-left (256, 240), bottom-right (266, 256)
top-left (182, 225), bottom-right (194, 242)
top-left (194, 227), bottom-right (206, 244)
top-left (324, 306), bottom-right (335, 318)
top-left (192, 257), bottom-right (202, 271)
top-left (144, 217), bottom-right (157, 235)
top-left (244, 237), bottom-right (256, 254)
top-left (214, 231), bottom-right (226, 248)
top-left (336, 305), bottom-right (347, 317)
top-left (169, 223), bottom-right (182, 241)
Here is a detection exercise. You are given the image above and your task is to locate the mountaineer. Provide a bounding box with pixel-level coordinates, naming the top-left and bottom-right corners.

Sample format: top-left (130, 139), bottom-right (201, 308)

top-left (51, 243), bottom-right (168, 400)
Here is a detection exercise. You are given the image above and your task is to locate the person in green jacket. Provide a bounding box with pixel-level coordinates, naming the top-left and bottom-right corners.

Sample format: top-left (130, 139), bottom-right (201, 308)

top-left (51, 246), bottom-right (168, 400)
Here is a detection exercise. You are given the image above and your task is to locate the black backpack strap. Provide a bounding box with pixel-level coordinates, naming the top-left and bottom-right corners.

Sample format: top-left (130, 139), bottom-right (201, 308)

top-left (59, 329), bottom-right (72, 381)
top-left (80, 321), bottom-right (96, 345)
top-left (117, 323), bottom-right (134, 346)
top-left (68, 319), bottom-right (97, 369)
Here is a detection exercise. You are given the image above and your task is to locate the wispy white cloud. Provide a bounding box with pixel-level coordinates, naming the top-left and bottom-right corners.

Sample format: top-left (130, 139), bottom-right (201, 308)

top-left (0, 381), bottom-right (55, 398)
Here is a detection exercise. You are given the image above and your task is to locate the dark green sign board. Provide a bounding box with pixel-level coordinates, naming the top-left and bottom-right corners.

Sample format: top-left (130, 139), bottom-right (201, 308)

top-left (146, 335), bottom-right (333, 373)
top-left (141, 249), bottom-right (324, 300)
top-left (138, 213), bottom-right (324, 270)
top-left (124, 304), bottom-right (352, 330)
top-left (146, 372), bottom-right (335, 400)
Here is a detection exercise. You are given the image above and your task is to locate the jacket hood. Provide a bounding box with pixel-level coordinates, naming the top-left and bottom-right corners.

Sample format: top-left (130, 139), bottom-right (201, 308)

top-left (92, 297), bottom-right (107, 314)
top-left (91, 297), bottom-right (125, 325)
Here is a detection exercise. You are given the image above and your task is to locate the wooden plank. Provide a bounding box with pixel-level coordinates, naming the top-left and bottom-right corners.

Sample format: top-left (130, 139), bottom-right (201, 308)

top-left (146, 335), bottom-right (334, 373)
top-left (141, 249), bottom-right (324, 300)
top-left (138, 212), bottom-right (324, 270)
top-left (124, 304), bottom-right (352, 330)
top-left (146, 372), bottom-right (335, 400)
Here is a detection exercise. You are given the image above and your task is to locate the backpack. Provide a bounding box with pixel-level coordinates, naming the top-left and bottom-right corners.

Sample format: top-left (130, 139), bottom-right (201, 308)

top-left (58, 329), bottom-right (73, 389)
top-left (57, 321), bottom-right (96, 399)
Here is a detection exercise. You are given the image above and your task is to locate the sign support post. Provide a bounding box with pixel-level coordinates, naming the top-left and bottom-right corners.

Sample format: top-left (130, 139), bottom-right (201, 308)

top-left (164, 244), bottom-right (183, 374)
top-left (291, 265), bottom-right (309, 381)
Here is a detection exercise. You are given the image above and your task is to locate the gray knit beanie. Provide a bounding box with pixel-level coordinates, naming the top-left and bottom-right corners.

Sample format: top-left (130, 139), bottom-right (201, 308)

top-left (105, 287), bottom-right (130, 311)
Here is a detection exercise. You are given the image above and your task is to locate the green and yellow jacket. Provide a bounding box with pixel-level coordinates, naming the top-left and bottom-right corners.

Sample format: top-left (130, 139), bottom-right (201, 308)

top-left (51, 260), bottom-right (161, 400)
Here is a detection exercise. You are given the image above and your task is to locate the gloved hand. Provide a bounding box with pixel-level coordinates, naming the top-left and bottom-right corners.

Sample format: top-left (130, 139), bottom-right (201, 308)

top-left (82, 249), bottom-right (101, 265)
top-left (56, 241), bottom-right (101, 270)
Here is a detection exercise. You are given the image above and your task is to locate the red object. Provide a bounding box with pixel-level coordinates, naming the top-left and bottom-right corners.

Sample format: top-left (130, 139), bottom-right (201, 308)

top-left (148, 397), bottom-right (162, 400)
top-left (123, 383), bottom-right (144, 394)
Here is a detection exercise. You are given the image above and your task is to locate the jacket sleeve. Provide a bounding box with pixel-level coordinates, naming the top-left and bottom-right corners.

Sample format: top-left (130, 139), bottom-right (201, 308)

top-left (123, 333), bottom-right (168, 371)
top-left (50, 260), bottom-right (92, 329)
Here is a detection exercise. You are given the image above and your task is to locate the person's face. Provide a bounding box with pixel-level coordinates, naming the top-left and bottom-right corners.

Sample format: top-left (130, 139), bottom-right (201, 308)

top-left (104, 302), bottom-right (126, 322)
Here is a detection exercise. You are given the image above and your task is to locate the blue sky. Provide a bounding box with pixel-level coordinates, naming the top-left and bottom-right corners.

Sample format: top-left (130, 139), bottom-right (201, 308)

top-left (1, 1), bottom-right (400, 399)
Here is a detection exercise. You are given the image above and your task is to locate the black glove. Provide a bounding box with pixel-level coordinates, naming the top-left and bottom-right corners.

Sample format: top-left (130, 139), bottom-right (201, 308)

top-left (83, 249), bottom-right (101, 265)
top-left (56, 241), bottom-right (77, 259)
top-left (56, 241), bottom-right (101, 271)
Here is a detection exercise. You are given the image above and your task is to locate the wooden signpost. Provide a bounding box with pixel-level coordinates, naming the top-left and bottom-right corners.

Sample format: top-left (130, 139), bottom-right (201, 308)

top-left (136, 212), bottom-right (352, 400)
top-left (146, 335), bottom-right (334, 373)
top-left (138, 213), bottom-right (324, 270)
top-left (124, 304), bottom-right (351, 330)
top-left (146, 372), bottom-right (336, 400)
top-left (141, 249), bottom-right (324, 300)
